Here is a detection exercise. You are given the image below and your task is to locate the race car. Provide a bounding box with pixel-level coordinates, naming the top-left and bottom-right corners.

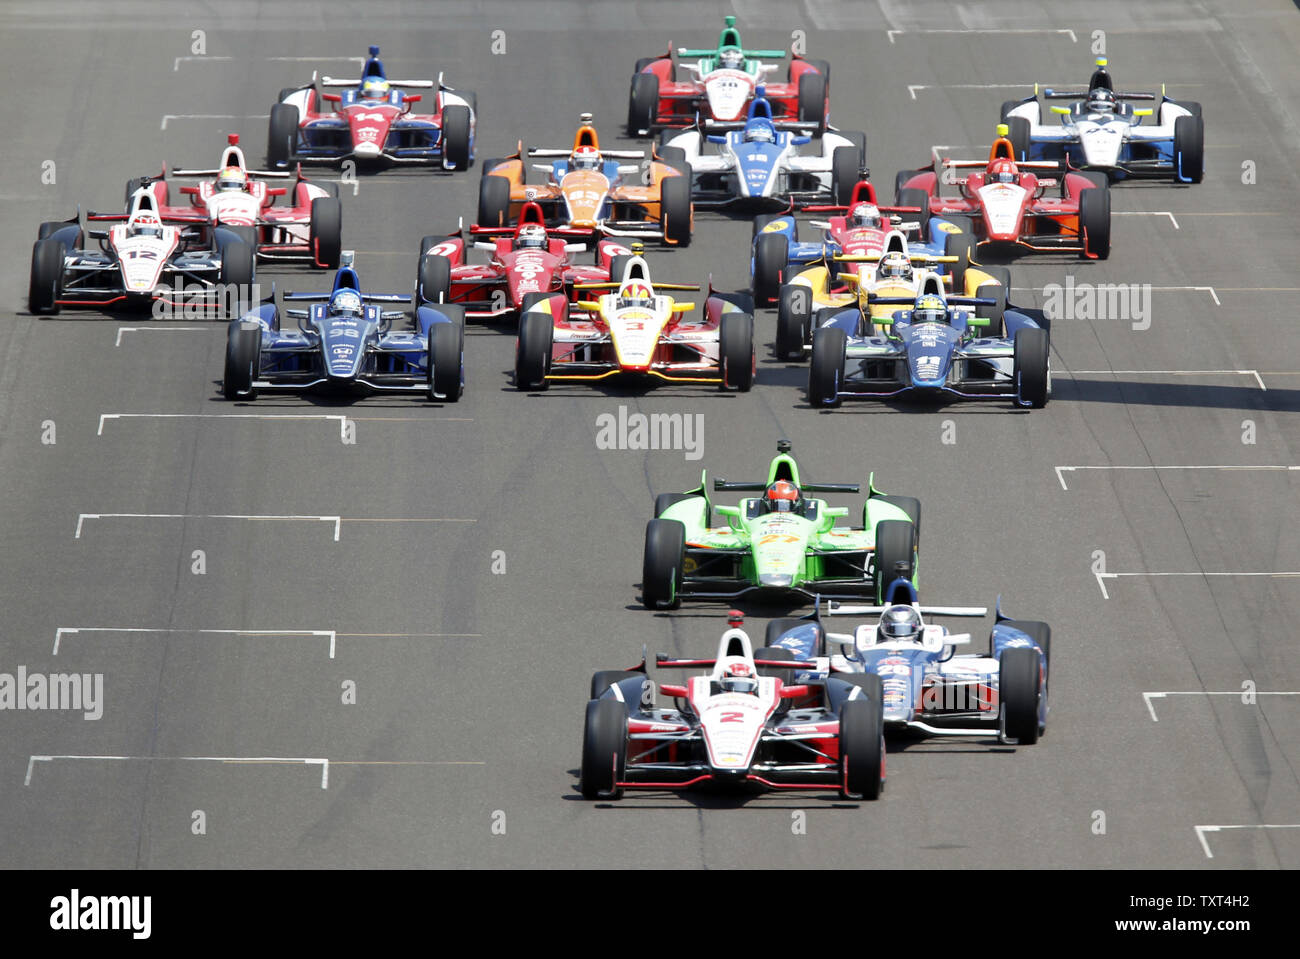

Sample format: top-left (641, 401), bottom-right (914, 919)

top-left (896, 124), bottom-right (1111, 259)
top-left (626, 15), bottom-right (830, 134)
top-left (514, 251), bottom-right (754, 391)
top-left (807, 275), bottom-right (1050, 408)
top-left (643, 440), bottom-right (920, 609)
top-left (125, 134), bottom-right (343, 268)
top-left (773, 231), bottom-right (1011, 362)
top-left (1000, 58), bottom-right (1203, 182)
top-left (222, 252), bottom-right (463, 402)
top-left (28, 189), bottom-right (254, 316)
top-left (580, 610), bottom-right (885, 800)
top-left (478, 114), bottom-right (692, 245)
top-left (661, 95), bottom-right (864, 210)
top-left (767, 578), bottom-right (1049, 745)
top-left (415, 201), bottom-right (625, 323)
top-left (268, 45), bottom-right (475, 170)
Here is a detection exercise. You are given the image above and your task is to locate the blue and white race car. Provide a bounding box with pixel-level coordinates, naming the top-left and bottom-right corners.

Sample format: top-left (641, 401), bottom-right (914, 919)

top-left (222, 252), bottom-right (464, 402)
top-left (767, 578), bottom-right (1050, 745)
top-left (662, 95), bottom-right (864, 209)
top-left (807, 275), bottom-right (1050, 409)
top-left (1001, 58), bottom-right (1203, 182)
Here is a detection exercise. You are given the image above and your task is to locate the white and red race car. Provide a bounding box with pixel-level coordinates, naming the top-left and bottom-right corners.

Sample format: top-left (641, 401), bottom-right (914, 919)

top-left (125, 134), bottom-right (342, 268)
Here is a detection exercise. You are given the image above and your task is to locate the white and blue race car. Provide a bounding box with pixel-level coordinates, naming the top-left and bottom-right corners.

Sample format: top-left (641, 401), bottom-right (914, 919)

top-left (662, 95), bottom-right (864, 209)
top-left (1001, 58), bottom-right (1203, 182)
top-left (222, 252), bottom-right (464, 402)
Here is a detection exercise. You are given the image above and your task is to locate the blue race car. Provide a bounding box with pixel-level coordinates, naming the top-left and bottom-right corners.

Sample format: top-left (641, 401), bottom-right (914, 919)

top-left (661, 94), bottom-right (864, 210)
top-left (223, 252), bottom-right (464, 402)
top-left (807, 276), bottom-right (1050, 408)
top-left (268, 46), bottom-right (476, 170)
top-left (766, 577), bottom-right (1050, 745)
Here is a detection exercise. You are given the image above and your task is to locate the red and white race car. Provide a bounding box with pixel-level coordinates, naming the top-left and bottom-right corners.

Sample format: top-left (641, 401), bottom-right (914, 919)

top-left (125, 135), bottom-right (342, 268)
top-left (896, 125), bottom-right (1111, 259)
top-left (415, 202), bottom-right (627, 323)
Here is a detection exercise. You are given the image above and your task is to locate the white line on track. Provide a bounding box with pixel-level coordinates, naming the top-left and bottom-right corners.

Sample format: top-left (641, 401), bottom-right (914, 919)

top-left (1142, 691), bottom-right (1300, 722)
top-left (53, 627), bottom-right (336, 658)
top-left (1194, 824), bottom-right (1300, 859)
top-left (1094, 570), bottom-right (1300, 599)
top-left (114, 326), bottom-right (208, 347)
top-left (161, 114), bottom-right (268, 130)
top-left (172, 56), bottom-right (233, 71)
top-left (173, 56), bottom-right (364, 71)
top-left (98, 412), bottom-right (347, 439)
top-left (889, 28), bottom-right (1077, 44)
top-left (73, 513), bottom-right (476, 539)
top-left (1112, 211), bottom-right (1180, 229)
top-left (1065, 369), bottom-right (1267, 391)
top-left (1011, 285), bottom-right (1219, 306)
top-left (1055, 464), bottom-right (1297, 491)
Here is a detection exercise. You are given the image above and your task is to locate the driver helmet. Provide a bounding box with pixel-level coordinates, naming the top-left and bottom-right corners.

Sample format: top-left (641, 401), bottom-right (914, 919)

top-left (1088, 88), bottom-right (1116, 113)
top-left (129, 213), bottom-right (163, 239)
top-left (216, 166), bottom-right (248, 192)
top-left (719, 48), bottom-right (744, 70)
top-left (877, 251), bottom-right (913, 282)
top-left (989, 159), bottom-right (1019, 185)
top-left (514, 224), bottom-right (548, 250)
top-left (879, 606), bottom-right (923, 643)
top-left (720, 660), bottom-right (758, 695)
top-left (570, 147), bottom-right (602, 172)
top-left (744, 122), bottom-right (775, 143)
top-left (360, 77), bottom-right (390, 100)
top-left (849, 203), bottom-right (882, 230)
top-left (763, 479), bottom-right (802, 514)
top-left (616, 281), bottom-right (654, 309)
top-left (329, 289), bottom-right (363, 318)
top-left (912, 293), bottom-right (946, 324)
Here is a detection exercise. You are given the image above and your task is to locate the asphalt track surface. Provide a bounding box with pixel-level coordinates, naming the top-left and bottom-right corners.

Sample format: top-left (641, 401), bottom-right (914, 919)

top-left (0, 0), bottom-right (1297, 870)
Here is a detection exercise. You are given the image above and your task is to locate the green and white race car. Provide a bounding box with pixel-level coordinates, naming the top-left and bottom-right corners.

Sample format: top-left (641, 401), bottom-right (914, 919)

top-left (642, 441), bottom-right (919, 609)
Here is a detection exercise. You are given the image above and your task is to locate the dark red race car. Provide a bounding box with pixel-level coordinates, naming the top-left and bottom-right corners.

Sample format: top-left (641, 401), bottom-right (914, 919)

top-left (627, 16), bottom-right (829, 134)
top-left (415, 202), bottom-right (630, 323)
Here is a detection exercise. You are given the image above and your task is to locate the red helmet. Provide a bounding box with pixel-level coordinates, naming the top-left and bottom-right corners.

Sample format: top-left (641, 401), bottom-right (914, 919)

top-left (764, 480), bottom-right (801, 513)
top-left (989, 159), bottom-right (1019, 184)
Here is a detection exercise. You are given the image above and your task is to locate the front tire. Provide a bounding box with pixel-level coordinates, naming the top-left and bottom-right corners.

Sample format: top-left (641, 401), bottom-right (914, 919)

top-left (1174, 115), bottom-right (1204, 184)
top-left (999, 647), bottom-right (1042, 745)
top-left (659, 174), bottom-right (692, 246)
top-left (515, 309), bottom-right (553, 390)
top-left (440, 105), bottom-right (472, 171)
top-left (776, 284), bottom-right (811, 361)
top-left (28, 238), bottom-right (64, 315)
top-left (267, 102), bottom-right (299, 168)
top-left (223, 321), bottom-right (260, 400)
top-left (1078, 184), bottom-right (1110, 260)
top-left (1013, 327), bottom-right (1050, 408)
top-left (427, 320), bottom-right (463, 402)
top-left (839, 680), bottom-right (885, 800)
top-left (642, 518), bottom-right (685, 610)
top-left (872, 519), bottom-right (917, 602)
top-left (417, 253), bottom-right (451, 305)
top-left (896, 187), bottom-right (932, 242)
top-left (580, 698), bottom-right (627, 799)
top-left (798, 72), bottom-right (826, 131)
top-left (309, 197), bottom-right (342, 268)
top-left (808, 326), bottom-right (846, 407)
top-left (751, 233), bottom-right (788, 306)
top-left (477, 174), bottom-right (511, 229)
top-left (831, 146), bottom-right (858, 206)
top-left (627, 72), bottom-right (659, 135)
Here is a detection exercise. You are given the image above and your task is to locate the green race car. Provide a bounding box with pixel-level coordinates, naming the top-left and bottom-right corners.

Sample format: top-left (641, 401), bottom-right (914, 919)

top-left (642, 441), bottom-right (919, 609)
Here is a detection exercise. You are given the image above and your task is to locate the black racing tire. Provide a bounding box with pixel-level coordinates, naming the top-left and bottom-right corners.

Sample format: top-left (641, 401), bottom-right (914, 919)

top-left (309, 196), bottom-right (342, 268)
top-left (776, 284), bottom-right (812, 362)
top-left (751, 233), bottom-right (788, 306)
top-left (477, 174), bottom-right (511, 229)
top-left (659, 174), bottom-right (692, 246)
top-left (754, 646), bottom-right (797, 715)
top-left (999, 646), bottom-right (1042, 745)
top-left (719, 312), bottom-right (755, 391)
top-left (590, 670), bottom-right (644, 702)
top-left (628, 72), bottom-right (659, 135)
top-left (1005, 116), bottom-right (1031, 162)
top-left (872, 519), bottom-right (917, 603)
top-left (633, 57), bottom-right (654, 76)
top-left (123, 176), bottom-right (150, 209)
top-left (1078, 184), bottom-right (1110, 260)
top-left (1001, 620), bottom-right (1052, 681)
top-left (840, 130), bottom-right (867, 169)
top-left (427, 320), bottom-right (462, 402)
top-left (478, 158), bottom-right (508, 180)
top-left (28, 238), bottom-right (64, 315)
top-left (765, 618), bottom-right (818, 655)
top-left (1078, 171), bottom-right (1110, 191)
top-left (653, 492), bottom-right (695, 519)
top-left (1013, 327), bottom-right (1050, 409)
top-left (267, 102), bottom-right (299, 168)
top-left (896, 187), bottom-right (931, 242)
top-left (793, 59), bottom-right (831, 87)
top-left (656, 145), bottom-right (689, 178)
top-left (871, 495), bottom-right (921, 542)
top-left (797, 72), bottom-right (826, 131)
top-left (417, 253), bottom-right (451, 304)
top-left (999, 100), bottom-right (1022, 123)
top-left (974, 279), bottom-right (1007, 338)
top-left (607, 254), bottom-right (634, 285)
top-left (1174, 115), bottom-right (1204, 184)
top-left (1164, 99), bottom-right (1202, 121)
top-left (808, 325), bottom-right (846, 407)
top-left (839, 686), bottom-right (885, 800)
top-left (222, 321), bottom-right (260, 400)
top-left (217, 240), bottom-right (255, 305)
top-left (440, 104), bottom-right (472, 171)
top-left (515, 309), bottom-right (552, 391)
top-left (580, 698), bottom-right (627, 799)
top-left (277, 86), bottom-right (304, 103)
top-left (944, 231), bottom-right (975, 292)
top-left (751, 213), bottom-right (779, 242)
top-left (642, 518), bottom-right (685, 610)
top-left (831, 145), bottom-right (858, 206)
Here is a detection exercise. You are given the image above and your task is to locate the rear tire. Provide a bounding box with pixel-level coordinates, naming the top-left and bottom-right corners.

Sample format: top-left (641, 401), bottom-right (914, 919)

top-left (628, 72), bottom-right (659, 135)
top-left (1174, 115), bottom-right (1204, 184)
top-left (427, 320), bottom-right (462, 402)
top-left (580, 698), bottom-right (627, 799)
top-left (999, 647), bottom-right (1042, 745)
top-left (776, 284), bottom-right (811, 361)
top-left (477, 174), bottom-right (511, 228)
top-left (515, 309), bottom-right (552, 390)
top-left (1013, 327), bottom-right (1050, 408)
top-left (839, 687), bottom-right (885, 800)
top-left (808, 326), bottom-right (846, 407)
top-left (222, 321), bottom-right (260, 400)
top-left (642, 519), bottom-right (686, 610)
top-left (1078, 184), bottom-right (1110, 260)
top-left (659, 174), bottom-right (692, 246)
top-left (719, 312), bottom-right (755, 391)
top-left (267, 102), bottom-right (299, 168)
top-left (28, 238), bottom-right (64, 315)
top-left (751, 233), bottom-right (788, 306)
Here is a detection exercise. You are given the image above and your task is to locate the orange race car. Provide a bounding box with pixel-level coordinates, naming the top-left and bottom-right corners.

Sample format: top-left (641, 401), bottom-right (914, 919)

top-left (476, 113), bottom-right (693, 246)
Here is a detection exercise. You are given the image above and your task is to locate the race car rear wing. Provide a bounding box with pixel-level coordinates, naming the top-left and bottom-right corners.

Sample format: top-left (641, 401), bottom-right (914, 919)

top-left (822, 599), bottom-right (988, 617)
top-left (655, 655), bottom-right (819, 670)
top-left (713, 479), bottom-right (860, 493)
top-left (676, 47), bottom-right (788, 59)
top-left (319, 75), bottom-right (434, 88)
top-left (1041, 88), bottom-right (1156, 100)
top-left (527, 148), bottom-right (646, 160)
top-left (282, 291), bottom-right (412, 303)
top-left (942, 159), bottom-right (1064, 170)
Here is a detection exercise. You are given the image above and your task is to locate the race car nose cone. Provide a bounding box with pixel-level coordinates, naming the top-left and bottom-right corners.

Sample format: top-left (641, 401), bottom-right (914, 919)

top-left (759, 573), bottom-right (793, 588)
top-left (353, 141), bottom-right (381, 159)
